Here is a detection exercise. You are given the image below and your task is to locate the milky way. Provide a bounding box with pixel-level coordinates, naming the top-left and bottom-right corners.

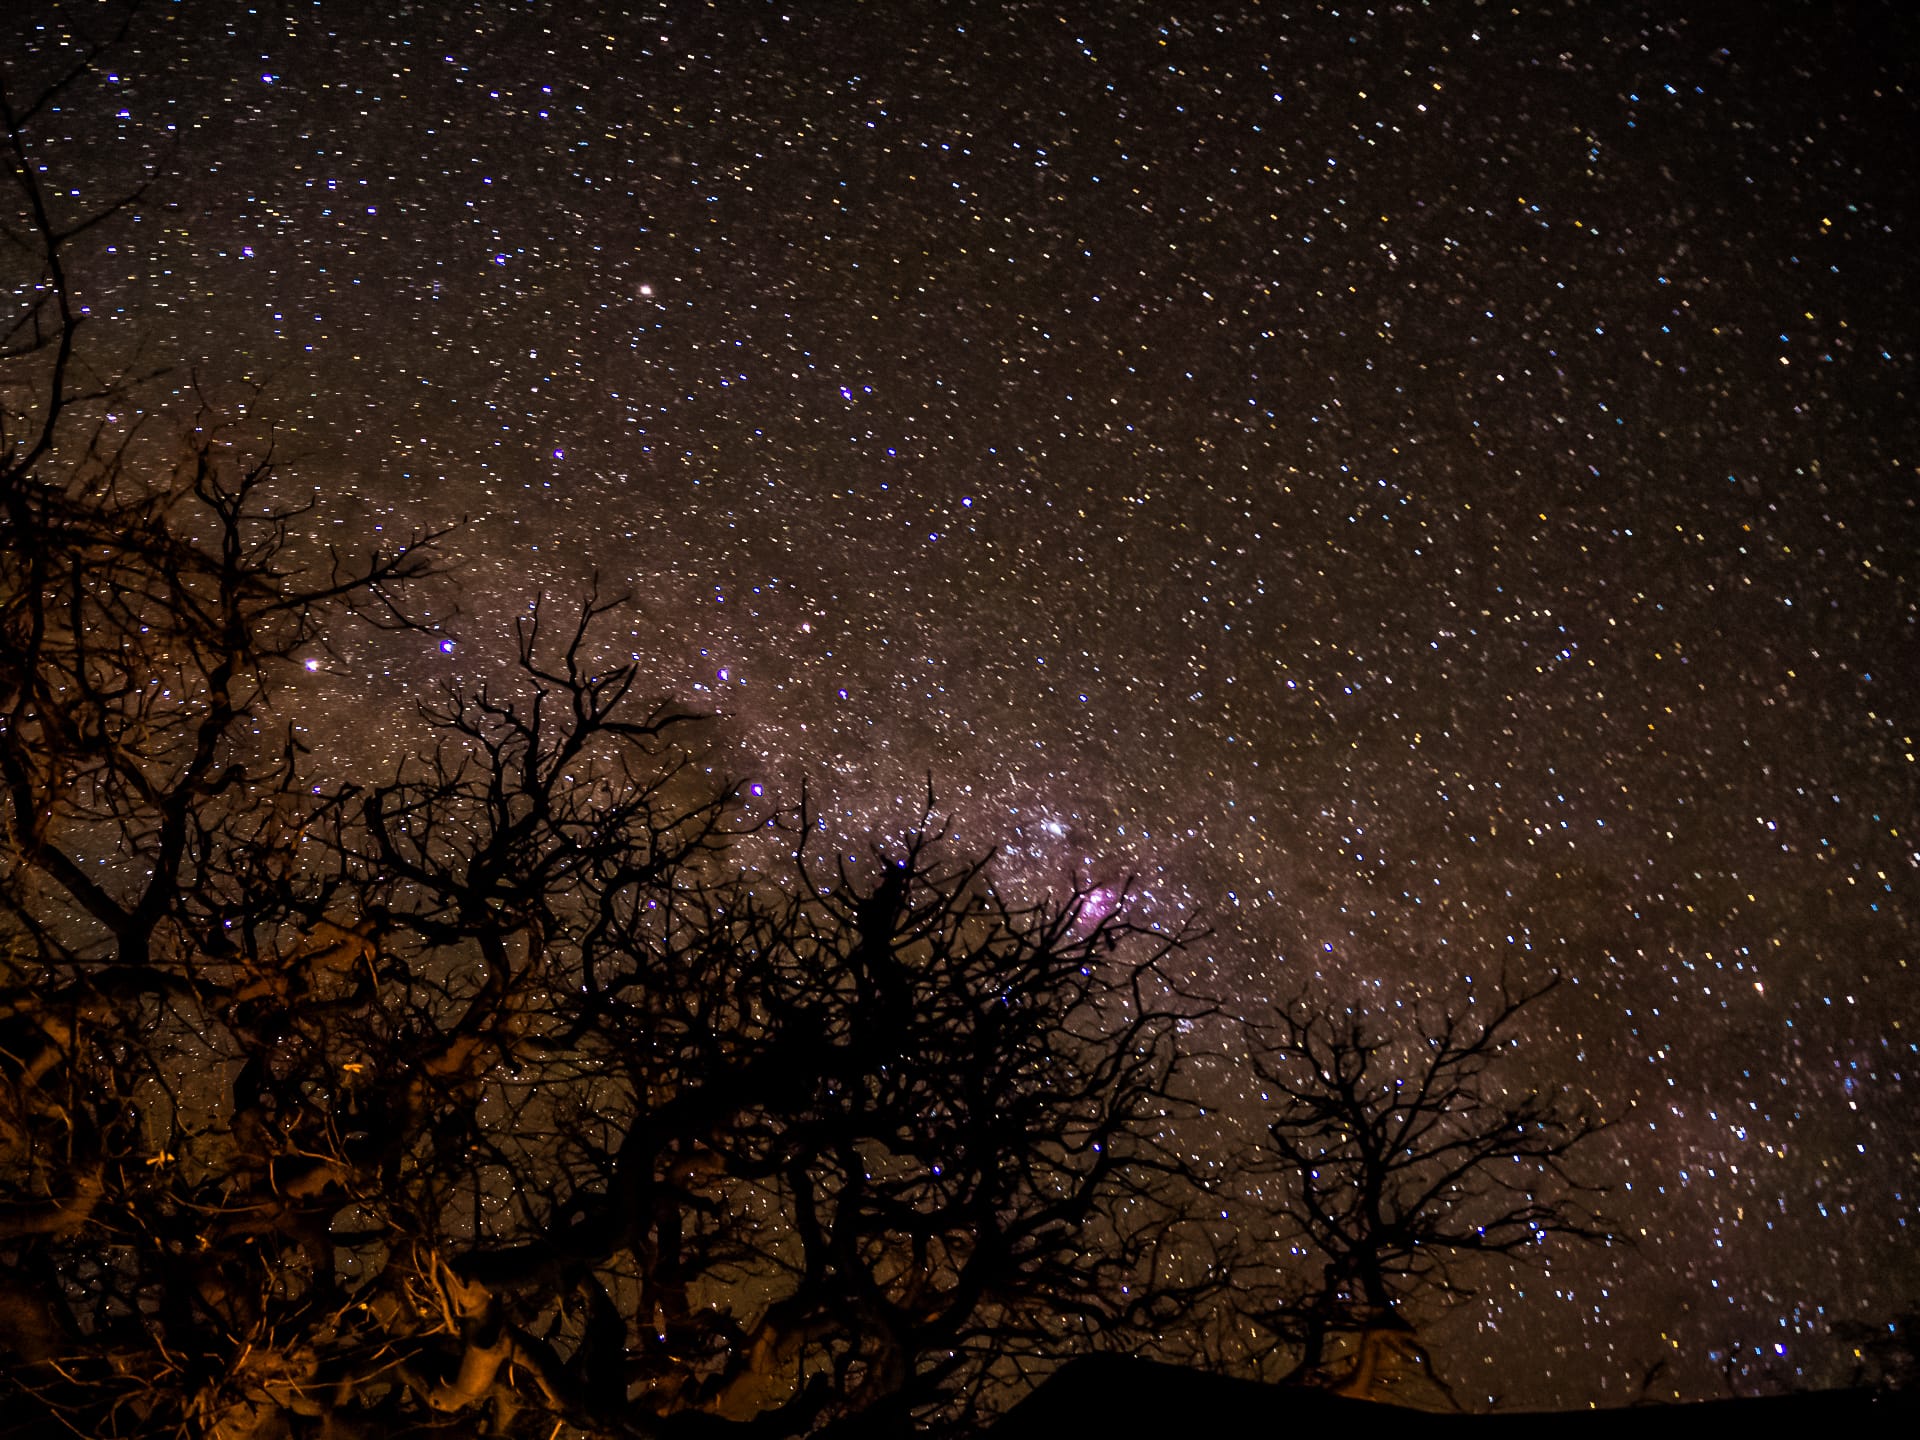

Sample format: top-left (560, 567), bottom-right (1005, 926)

top-left (10, 0), bottom-right (1914, 1408)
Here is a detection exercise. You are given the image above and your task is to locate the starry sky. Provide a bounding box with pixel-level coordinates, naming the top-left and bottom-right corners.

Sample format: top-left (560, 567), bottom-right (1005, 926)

top-left (10, 0), bottom-right (1916, 1410)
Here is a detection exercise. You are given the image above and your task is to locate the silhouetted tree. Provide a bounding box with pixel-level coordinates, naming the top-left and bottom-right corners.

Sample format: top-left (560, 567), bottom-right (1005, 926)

top-left (1242, 979), bottom-right (1617, 1403)
top-left (2, 591), bottom-right (1208, 1437)
top-left (1, 41), bottom-right (1213, 1438)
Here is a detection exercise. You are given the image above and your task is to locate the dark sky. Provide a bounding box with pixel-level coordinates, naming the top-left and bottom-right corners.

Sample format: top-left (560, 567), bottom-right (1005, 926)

top-left (10, 0), bottom-right (1916, 1408)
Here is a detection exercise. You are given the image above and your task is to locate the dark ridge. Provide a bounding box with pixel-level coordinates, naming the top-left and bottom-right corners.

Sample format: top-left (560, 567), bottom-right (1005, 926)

top-left (986, 1354), bottom-right (1917, 1438)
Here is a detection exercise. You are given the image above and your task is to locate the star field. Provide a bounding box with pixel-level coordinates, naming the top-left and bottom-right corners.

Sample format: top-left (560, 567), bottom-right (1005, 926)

top-left (11, 0), bottom-right (1915, 1409)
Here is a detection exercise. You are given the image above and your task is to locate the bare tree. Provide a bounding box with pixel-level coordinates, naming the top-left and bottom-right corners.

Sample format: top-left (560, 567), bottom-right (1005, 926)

top-left (1241, 979), bottom-right (1617, 1404)
top-left (2, 584), bottom-right (1211, 1437)
top-left (1, 40), bottom-right (1215, 1438)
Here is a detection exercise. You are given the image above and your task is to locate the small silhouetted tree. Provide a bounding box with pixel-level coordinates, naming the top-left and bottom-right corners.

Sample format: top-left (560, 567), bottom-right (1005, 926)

top-left (1242, 979), bottom-right (1617, 1402)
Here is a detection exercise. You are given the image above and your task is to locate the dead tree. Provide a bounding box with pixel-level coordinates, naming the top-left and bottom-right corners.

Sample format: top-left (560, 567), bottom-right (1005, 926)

top-left (251, 622), bottom-right (1214, 1437)
top-left (2, 583), bottom-right (1213, 1437)
top-left (1243, 979), bottom-right (1617, 1401)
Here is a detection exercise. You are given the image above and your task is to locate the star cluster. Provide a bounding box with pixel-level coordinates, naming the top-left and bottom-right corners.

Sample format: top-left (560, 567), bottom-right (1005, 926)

top-left (12, 0), bottom-right (1915, 1408)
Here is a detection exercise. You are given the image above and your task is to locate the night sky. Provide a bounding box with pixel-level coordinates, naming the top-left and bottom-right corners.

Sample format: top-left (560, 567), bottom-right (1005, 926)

top-left (11, 0), bottom-right (1916, 1410)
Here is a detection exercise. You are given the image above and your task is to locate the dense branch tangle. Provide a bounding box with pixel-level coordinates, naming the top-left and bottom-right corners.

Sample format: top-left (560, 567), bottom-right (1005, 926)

top-left (327, 645), bottom-right (1207, 1436)
top-left (3, 579), bottom-right (1206, 1437)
